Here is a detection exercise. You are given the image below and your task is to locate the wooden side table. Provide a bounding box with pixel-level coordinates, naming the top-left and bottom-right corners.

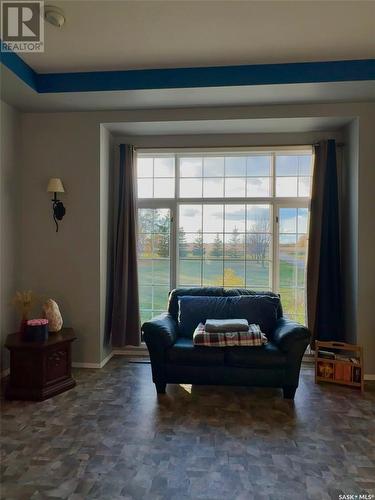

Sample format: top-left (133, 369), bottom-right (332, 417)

top-left (5, 328), bottom-right (76, 401)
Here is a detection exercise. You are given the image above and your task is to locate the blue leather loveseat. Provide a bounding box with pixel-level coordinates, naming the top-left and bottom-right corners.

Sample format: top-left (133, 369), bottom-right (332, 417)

top-left (143, 287), bottom-right (310, 399)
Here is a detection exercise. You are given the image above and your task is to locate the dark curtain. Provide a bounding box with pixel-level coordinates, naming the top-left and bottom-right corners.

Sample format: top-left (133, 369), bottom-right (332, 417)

top-left (307, 140), bottom-right (343, 347)
top-left (111, 145), bottom-right (140, 347)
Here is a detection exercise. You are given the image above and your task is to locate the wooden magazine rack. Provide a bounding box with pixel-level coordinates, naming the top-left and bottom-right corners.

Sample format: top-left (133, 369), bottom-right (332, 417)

top-left (315, 340), bottom-right (364, 392)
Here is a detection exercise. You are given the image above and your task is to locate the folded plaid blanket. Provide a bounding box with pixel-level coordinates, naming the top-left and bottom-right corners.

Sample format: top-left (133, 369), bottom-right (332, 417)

top-left (193, 322), bottom-right (268, 347)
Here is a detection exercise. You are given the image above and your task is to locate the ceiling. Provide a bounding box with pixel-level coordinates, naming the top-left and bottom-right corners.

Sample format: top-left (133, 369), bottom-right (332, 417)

top-left (21, 1), bottom-right (375, 73)
top-left (1, 1), bottom-right (374, 113)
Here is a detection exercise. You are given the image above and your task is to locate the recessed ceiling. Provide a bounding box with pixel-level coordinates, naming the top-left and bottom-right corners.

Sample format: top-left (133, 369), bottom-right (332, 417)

top-left (20, 0), bottom-right (375, 73)
top-left (104, 117), bottom-right (351, 137)
top-left (2, 1), bottom-right (374, 112)
top-left (2, 65), bottom-right (375, 112)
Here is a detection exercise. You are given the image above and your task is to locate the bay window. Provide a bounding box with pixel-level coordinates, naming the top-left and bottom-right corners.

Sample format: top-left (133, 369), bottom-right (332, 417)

top-left (136, 149), bottom-right (313, 325)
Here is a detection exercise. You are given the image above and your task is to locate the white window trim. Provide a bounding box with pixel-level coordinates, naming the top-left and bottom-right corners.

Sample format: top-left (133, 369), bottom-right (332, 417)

top-left (136, 148), bottom-right (312, 323)
top-left (136, 145), bottom-right (313, 154)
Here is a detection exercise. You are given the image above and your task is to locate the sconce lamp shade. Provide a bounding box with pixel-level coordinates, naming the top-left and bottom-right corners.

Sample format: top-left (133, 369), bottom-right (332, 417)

top-left (47, 178), bottom-right (65, 193)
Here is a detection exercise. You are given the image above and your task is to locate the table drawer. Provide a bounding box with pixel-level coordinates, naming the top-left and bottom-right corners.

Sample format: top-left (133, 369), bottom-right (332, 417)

top-left (45, 344), bottom-right (70, 384)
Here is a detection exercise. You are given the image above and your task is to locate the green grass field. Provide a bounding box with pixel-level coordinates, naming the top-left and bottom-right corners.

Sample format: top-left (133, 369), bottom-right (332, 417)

top-left (139, 256), bottom-right (306, 325)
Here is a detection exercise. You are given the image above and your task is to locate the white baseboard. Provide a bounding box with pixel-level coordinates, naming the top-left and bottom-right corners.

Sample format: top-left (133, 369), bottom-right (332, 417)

top-left (71, 347), bottom-right (148, 369)
top-left (100, 351), bottom-right (114, 367)
top-left (72, 361), bottom-right (102, 369)
top-left (112, 346), bottom-right (149, 357)
top-left (109, 350), bottom-right (375, 381)
top-left (13, 348), bottom-right (373, 380)
top-left (72, 351), bottom-right (114, 369)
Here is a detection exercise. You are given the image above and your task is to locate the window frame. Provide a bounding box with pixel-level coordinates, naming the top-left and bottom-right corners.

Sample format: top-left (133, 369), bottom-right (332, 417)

top-left (136, 147), bottom-right (313, 322)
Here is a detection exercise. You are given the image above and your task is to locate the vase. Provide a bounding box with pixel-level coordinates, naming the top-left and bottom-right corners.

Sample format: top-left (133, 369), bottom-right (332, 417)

top-left (19, 315), bottom-right (28, 338)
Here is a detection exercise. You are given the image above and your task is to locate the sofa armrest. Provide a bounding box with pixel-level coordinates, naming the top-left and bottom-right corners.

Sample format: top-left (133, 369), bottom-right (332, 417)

top-left (273, 317), bottom-right (310, 353)
top-left (142, 313), bottom-right (178, 350)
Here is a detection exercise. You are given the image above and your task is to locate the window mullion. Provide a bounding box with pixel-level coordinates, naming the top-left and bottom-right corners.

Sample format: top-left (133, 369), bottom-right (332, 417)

top-left (201, 202), bottom-right (204, 286)
top-left (271, 153), bottom-right (276, 294)
top-left (172, 154), bottom-right (179, 290)
top-left (244, 201), bottom-right (248, 288)
top-left (273, 202), bottom-right (279, 295)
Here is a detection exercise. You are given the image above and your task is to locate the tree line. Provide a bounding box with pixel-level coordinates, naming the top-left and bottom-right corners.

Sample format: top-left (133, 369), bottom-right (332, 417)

top-left (139, 210), bottom-right (270, 265)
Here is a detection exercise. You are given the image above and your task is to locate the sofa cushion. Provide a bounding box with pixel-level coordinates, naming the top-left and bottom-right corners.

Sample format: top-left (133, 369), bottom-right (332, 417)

top-left (226, 342), bottom-right (287, 368)
top-left (178, 295), bottom-right (230, 337)
top-left (166, 337), bottom-right (225, 365)
top-left (168, 287), bottom-right (283, 321)
top-left (223, 288), bottom-right (283, 319)
top-left (168, 287), bottom-right (224, 321)
top-left (178, 294), bottom-right (280, 338)
top-left (228, 295), bottom-right (280, 337)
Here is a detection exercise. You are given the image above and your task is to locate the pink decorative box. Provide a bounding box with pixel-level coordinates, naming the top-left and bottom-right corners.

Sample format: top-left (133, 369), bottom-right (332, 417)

top-left (25, 318), bottom-right (49, 342)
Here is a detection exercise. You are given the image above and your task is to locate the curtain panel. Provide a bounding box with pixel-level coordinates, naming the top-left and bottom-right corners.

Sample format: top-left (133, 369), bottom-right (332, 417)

top-left (307, 140), bottom-right (343, 347)
top-left (111, 144), bottom-right (140, 347)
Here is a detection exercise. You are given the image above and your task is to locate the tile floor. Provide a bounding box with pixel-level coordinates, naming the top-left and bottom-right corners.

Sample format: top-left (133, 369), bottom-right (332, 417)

top-left (1, 357), bottom-right (375, 500)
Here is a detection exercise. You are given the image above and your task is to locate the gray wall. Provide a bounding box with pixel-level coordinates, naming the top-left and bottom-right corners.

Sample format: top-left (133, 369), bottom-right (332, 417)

top-left (100, 125), bottom-right (114, 362)
top-left (20, 114), bottom-right (101, 365)
top-left (357, 109), bottom-right (375, 375)
top-left (342, 120), bottom-right (359, 344)
top-left (16, 102), bottom-right (375, 374)
top-left (0, 101), bottom-right (21, 373)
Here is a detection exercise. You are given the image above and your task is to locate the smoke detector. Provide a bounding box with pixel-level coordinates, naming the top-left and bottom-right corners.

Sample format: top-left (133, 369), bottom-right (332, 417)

top-left (45, 6), bottom-right (65, 28)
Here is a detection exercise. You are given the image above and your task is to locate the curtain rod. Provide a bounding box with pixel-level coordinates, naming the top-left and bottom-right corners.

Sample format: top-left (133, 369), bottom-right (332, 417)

top-left (133, 143), bottom-right (345, 151)
top-left (133, 144), bottom-right (315, 151)
top-left (133, 142), bottom-right (345, 151)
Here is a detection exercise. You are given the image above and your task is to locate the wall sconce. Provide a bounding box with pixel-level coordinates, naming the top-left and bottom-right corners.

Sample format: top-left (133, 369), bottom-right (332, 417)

top-left (47, 178), bottom-right (66, 232)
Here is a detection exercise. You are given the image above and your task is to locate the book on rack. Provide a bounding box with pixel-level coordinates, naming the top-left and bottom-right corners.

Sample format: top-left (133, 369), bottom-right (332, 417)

top-left (350, 357), bottom-right (360, 365)
top-left (335, 354), bottom-right (360, 364)
top-left (317, 350), bottom-right (335, 360)
top-left (318, 351), bottom-right (360, 365)
top-left (353, 367), bottom-right (362, 383)
top-left (334, 363), bottom-right (352, 382)
top-left (317, 361), bottom-right (334, 379)
top-left (334, 363), bottom-right (344, 381)
top-left (343, 364), bottom-right (352, 382)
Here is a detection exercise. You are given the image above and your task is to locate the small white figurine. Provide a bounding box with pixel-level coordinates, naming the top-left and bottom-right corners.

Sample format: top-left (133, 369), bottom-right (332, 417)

top-left (43, 299), bottom-right (63, 332)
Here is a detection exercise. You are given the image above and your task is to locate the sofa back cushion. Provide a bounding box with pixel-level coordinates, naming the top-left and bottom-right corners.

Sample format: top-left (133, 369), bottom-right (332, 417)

top-left (178, 294), bottom-right (280, 338)
top-left (230, 295), bottom-right (280, 337)
top-left (169, 287), bottom-right (282, 321)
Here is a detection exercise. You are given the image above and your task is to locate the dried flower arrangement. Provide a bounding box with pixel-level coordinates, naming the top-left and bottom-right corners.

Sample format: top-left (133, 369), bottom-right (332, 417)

top-left (11, 290), bottom-right (38, 333)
